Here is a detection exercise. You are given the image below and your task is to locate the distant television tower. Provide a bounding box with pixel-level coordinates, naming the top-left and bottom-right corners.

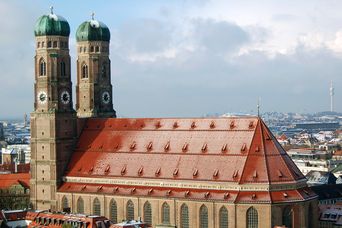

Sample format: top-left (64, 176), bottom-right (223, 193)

top-left (24, 113), bottom-right (27, 128)
top-left (330, 80), bottom-right (334, 112)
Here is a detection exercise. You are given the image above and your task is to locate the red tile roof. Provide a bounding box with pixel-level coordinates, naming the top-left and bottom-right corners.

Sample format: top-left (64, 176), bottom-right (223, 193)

top-left (0, 173), bottom-right (30, 189)
top-left (0, 210), bottom-right (110, 228)
top-left (60, 117), bottom-right (313, 203)
top-left (0, 163), bottom-right (30, 173)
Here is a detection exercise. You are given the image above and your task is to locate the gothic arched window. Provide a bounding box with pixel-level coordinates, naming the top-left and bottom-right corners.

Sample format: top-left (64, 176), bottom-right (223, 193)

top-left (180, 203), bottom-right (189, 228)
top-left (82, 64), bottom-right (88, 78)
top-left (126, 200), bottom-right (134, 221)
top-left (162, 202), bottom-right (170, 224)
top-left (144, 201), bottom-right (152, 225)
top-left (93, 198), bottom-right (101, 216)
top-left (62, 196), bottom-right (68, 209)
top-left (109, 199), bottom-right (117, 223)
top-left (39, 59), bottom-right (46, 76)
top-left (219, 206), bottom-right (228, 228)
top-left (247, 207), bottom-right (258, 228)
top-left (283, 206), bottom-right (293, 228)
top-left (77, 197), bottom-right (84, 214)
top-left (199, 205), bottom-right (208, 228)
top-left (60, 61), bottom-right (66, 76)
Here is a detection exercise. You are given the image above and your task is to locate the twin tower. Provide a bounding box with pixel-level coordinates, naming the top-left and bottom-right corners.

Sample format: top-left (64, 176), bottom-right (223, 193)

top-left (31, 10), bottom-right (115, 210)
top-left (34, 10), bottom-right (116, 118)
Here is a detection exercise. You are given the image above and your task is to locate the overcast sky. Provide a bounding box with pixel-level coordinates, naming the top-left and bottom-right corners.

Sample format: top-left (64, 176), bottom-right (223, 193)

top-left (0, 0), bottom-right (341, 119)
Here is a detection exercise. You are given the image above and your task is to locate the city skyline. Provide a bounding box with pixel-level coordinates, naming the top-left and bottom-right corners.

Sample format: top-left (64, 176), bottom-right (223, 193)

top-left (0, 0), bottom-right (342, 119)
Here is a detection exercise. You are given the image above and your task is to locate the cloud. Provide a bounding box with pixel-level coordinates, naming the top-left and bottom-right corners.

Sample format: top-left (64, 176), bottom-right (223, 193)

top-left (191, 19), bottom-right (250, 54)
top-left (111, 17), bottom-right (342, 117)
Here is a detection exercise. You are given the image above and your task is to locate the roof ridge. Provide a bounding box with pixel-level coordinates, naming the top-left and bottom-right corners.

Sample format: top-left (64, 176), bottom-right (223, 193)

top-left (238, 119), bottom-right (260, 184)
top-left (259, 119), bottom-right (271, 185)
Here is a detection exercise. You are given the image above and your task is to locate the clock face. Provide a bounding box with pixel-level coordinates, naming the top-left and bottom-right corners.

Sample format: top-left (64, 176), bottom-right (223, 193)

top-left (37, 91), bottom-right (47, 104)
top-left (60, 90), bottom-right (71, 104)
top-left (101, 91), bottom-right (110, 104)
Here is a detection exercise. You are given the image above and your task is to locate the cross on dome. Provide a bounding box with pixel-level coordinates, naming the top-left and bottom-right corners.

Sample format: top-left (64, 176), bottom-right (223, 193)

top-left (50, 6), bottom-right (54, 14)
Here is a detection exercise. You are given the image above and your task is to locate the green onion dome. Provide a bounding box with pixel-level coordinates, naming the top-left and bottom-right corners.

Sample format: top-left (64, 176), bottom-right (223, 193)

top-left (34, 13), bottom-right (70, 37)
top-left (76, 19), bottom-right (110, 42)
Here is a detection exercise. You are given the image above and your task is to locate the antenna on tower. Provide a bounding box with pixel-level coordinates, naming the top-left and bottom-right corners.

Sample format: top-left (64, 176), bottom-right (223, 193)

top-left (330, 80), bottom-right (334, 112)
top-left (257, 97), bottom-right (261, 117)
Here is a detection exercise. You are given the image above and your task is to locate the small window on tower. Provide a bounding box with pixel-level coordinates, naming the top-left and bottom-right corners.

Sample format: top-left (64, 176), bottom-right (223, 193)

top-left (79, 47), bottom-right (82, 53)
top-left (83, 47), bottom-right (86, 52)
top-left (42, 42), bottom-right (45, 47)
top-left (60, 42), bottom-right (64, 48)
top-left (60, 62), bottom-right (66, 76)
top-left (95, 46), bottom-right (99, 52)
top-left (53, 41), bottom-right (57, 48)
top-left (82, 64), bottom-right (88, 78)
top-left (90, 46), bottom-right (94, 52)
top-left (47, 41), bottom-right (52, 48)
top-left (37, 42), bottom-right (40, 48)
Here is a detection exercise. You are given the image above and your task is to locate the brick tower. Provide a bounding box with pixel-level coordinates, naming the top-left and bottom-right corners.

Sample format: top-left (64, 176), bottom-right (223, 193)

top-left (30, 8), bottom-right (77, 210)
top-left (75, 14), bottom-right (116, 118)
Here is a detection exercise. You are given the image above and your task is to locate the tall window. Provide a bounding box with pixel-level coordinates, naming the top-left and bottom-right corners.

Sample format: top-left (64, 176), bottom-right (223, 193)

top-left (82, 64), bottom-right (88, 78)
top-left (60, 61), bottom-right (66, 76)
top-left (199, 205), bottom-right (208, 228)
top-left (93, 198), bottom-right (101, 216)
top-left (62, 196), bottom-right (68, 209)
top-left (180, 204), bottom-right (189, 228)
top-left (144, 201), bottom-right (152, 225)
top-left (77, 197), bottom-right (84, 214)
top-left (126, 200), bottom-right (134, 221)
top-left (101, 64), bottom-right (107, 78)
top-left (109, 199), bottom-right (117, 223)
top-left (39, 59), bottom-right (46, 76)
top-left (247, 207), bottom-right (258, 228)
top-left (283, 206), bottom-right (293, 228)
top-left (219, 206), bottom-right (228, 228)
top-left (162, 202), bottom-right (170, 224)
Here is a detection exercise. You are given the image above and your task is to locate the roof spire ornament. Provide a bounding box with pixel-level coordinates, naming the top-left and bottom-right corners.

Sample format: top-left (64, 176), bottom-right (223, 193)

top-left (257, 97), bottom-right (261, 117)
top-left (50, 6), bottom-right (54, 14)
top-left (91, 12), bottom-right (95, 20)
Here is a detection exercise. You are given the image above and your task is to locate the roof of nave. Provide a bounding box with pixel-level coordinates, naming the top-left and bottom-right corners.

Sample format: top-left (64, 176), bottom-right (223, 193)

top-left (62, 117), bottom-right (306, 193)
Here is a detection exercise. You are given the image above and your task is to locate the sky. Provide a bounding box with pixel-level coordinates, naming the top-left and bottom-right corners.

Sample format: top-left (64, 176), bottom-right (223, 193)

top-left (0, 0), bottom-right (341, 119)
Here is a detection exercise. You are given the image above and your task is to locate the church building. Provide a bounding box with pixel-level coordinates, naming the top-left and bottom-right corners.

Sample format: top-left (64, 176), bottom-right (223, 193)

top-left (30, 9), bottom-right (318, 228)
